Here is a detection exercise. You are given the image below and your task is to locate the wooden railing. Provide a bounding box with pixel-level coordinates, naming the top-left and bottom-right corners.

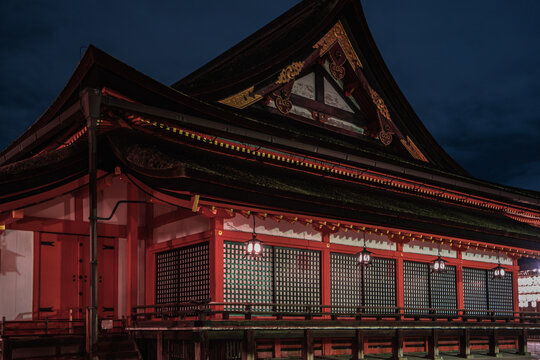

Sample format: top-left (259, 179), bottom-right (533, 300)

top-left (0, 316), bottom-right (126, 338)
top-left (131, 301), bottom-right (540, 324)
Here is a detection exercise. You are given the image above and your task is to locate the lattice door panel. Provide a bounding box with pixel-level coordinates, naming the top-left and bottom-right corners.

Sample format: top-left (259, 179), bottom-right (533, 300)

top-left (487, 270), bottom-right (513, 316)
top-left (156, 248), bottom-right (181, 305)
top-left (431, 265), bottom-right (457, 315)
top-left (463, 267), bottom-right (487, 316)
top-left (404, 261), bottom-right (429, 314)
top-left (364, 257), bottom-right (396, 314)
top-left (155, 242), bottom-right (209, 312)
top-left (224, 241), bottom-right (273, 311)
top-left (275, 247), bottom-right (321, 312)
top-left (330, 252), bottom-right (362, 313)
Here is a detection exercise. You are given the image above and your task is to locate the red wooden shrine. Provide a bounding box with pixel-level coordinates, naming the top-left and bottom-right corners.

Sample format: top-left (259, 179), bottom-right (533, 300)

top-left (1, 0), bottom-right (539, 359)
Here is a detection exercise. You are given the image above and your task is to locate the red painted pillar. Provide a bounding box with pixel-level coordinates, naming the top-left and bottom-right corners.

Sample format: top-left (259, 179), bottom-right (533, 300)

top-left (396, 242), bottom-right (404, 318)
top-left (210, 217), bottom-right (224, 317)
top-left (512, 258), bottom-right (520, 314)
top-left (321, 232), bottom-right (332, 356)
top-left (144, 203), bottom-right (154, 306)
top-left (32, 232), bottom-right (41, 320)
top-left (456, 250), bottom-right (465, 318)
top-left (321, 232), bottom-right (331, 310)
top-left (126, 183), bottom-right (139, 321)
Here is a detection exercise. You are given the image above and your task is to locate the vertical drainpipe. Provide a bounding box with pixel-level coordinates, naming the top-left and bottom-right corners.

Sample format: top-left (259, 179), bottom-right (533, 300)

top-left (81, 88), bottom-right (101, 359)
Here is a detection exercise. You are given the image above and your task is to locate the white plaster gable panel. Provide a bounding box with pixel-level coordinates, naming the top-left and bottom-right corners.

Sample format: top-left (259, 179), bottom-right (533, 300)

top-left (323, 78), bottom-right (353, 112)
top-left (155, 215), bottom-right (210, 243)
top-left (25, 194), bottom-right (75, 220)
top-left (403, 240), bottom-right (456, 258)
top-left (462, 249), bottom-right (512, 265)
top-left (330, 230), bottom-right (396, 250)
top-left (224, 214), bottom-right (322, 241)
top-left (292, 73), bottom-right (315, 100)
top-left (0, 230), bottom-right (33, 320)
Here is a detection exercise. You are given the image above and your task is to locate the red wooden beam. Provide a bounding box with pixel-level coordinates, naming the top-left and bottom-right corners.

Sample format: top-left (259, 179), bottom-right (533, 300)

top-left (6, 216), bottom-right (126, 238)
top-left (152, 207), bottom-right (196, 229)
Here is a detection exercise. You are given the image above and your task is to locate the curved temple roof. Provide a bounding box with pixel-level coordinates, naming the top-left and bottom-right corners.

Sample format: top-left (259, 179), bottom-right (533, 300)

top-left (0, 0), bottom-right (539, 255)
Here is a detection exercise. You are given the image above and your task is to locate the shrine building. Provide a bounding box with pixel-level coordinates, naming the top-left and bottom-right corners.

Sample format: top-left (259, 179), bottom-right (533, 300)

top-left (1, 0), bottom-right (539, 359)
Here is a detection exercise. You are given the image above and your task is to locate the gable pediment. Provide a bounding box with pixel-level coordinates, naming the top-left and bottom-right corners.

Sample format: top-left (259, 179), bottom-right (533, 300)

top-left (217, 21), bottom-right (429, 163)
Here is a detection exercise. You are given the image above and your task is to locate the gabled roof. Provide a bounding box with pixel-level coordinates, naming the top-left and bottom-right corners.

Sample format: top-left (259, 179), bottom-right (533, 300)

top-left (0, 4), bottom-right (539, 256)
top-left (173, 0), bottom-right (469, 177)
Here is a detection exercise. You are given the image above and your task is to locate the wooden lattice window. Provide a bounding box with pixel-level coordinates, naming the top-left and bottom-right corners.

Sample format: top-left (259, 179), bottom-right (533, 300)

top-left (155, 242), bottom-right (209, 305)
top-left (404, 261), bottom-right (457, 315)
top-left (463, 267), bottom-right (488, 316)
top-left (431, 265), bottom-right (457, 314)
top-left (156, 248), bottom-right (180, 305)
top-left (275, 247), bottom-right (321, 312)
top-left (404, 261), bottom-right (430, 314)
top-left (224, 241), bottom-right (273, 311)
top-left (487, 270), bottom-right (513, 315)
top-left (330, 252), bottom-right (362, 313)
top-left (364, 257), bottom-right (396, 314)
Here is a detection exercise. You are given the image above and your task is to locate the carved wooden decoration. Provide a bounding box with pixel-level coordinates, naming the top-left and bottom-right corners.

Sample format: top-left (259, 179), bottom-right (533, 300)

top-left (401, 136), bottom-right (429, 162)
top-left (276, 62), bottom-right (304, 84)
top-left (314, 21), bottom-right (363, 70)
top-left (218, 86), bottom-right (263, 109)
top-left (328, 45), bottom-right (347, 80)
top-left (273, 81), bottom-right (295, 114)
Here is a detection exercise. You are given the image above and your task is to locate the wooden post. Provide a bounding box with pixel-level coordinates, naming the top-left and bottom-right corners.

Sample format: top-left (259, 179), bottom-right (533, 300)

top-left (428, 329), bottom-right (442, 360)
top-left (396, 243), bottom-right (404, 320)
top-left (488, 329), bottom-right (502, 357)
top-left (210, 218), bottom-right (224, 319)
top-left (157, 331), bottom-right (163, 360)
top-left (303, 329), bottom-right (314, 360)
top-left (321, 232), bottom-right (331, 320)
top-left (456, 251), bottom-right (465, 320)
top-left (518, 329), bottom-right (529, 355)
top-left (353, 330), bottom-right (365, 360)
top-left (242, 329), bottom-right (256, 360)
top-left (393, 329), bottom-right (406, 360)
top-left (459, 329), bottom-right (472, 358)
top-left (126, 183), bottom-right (139, 322)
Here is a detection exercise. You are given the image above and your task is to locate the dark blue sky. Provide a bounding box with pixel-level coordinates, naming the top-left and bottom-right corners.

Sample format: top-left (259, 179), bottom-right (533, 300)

top-left (1, 0), bottom-right (539, 191)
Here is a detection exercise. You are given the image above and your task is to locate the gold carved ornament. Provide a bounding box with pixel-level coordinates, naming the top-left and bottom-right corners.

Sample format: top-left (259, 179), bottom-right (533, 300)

top-left (276, 62), bottom-right (304, 84)
top-left (401, 136), bottom-right (429, 162)
top-left (313, 21), bottom-right (363, 71)
top-left (218, 86), bottom-right (263, 109)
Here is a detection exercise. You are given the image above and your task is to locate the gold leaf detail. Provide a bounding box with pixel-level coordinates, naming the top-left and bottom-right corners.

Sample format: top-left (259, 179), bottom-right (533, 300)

top-left (401, 136), bottom-right (429, 162)
top-left (276, 62), bottom-right (304, 84)
top-left (218, 86), bottom-right (263, 109)
top-left (368, 87), bottom-right (391, 120)
top-left (314, 21), bottom-right (363, 70)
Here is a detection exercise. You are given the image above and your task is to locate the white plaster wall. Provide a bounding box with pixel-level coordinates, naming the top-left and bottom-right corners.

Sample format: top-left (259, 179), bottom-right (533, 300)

top-left (25, 194), bottom-right (75, 220)
top-left (462, 249), bottom-right (512, 264)
top-left (330, 230), bottom-right (396, 251)
top-left (403, 240), bottom-right (457, 258)
top-left (324, 78), bottom-right (353, 112)
top-left (0, 230), bottom-right (33, 320)
top-left (224, 214), bottom-right (322, 241)
top-left (292, 73), bottom-right (315, 100)
top-left (83, 177), bottom-right (127, 225)
top-left (117, 238), bottom-right (127, 318)
top-left (154, 215), bottom-right (210, 243)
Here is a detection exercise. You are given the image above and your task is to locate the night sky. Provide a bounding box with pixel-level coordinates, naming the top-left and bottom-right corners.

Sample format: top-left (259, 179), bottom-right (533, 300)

top-left (1, 0), bottom-right (539, 192)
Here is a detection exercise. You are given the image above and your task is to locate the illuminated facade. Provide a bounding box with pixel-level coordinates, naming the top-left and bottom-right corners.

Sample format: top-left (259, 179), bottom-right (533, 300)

top-left (1, 0), bottom-right (539, 359)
